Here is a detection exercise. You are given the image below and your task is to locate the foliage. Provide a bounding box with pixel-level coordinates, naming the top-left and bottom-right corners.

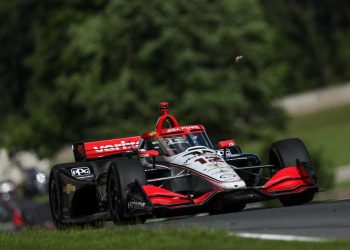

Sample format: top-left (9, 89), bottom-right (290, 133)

top-left (308, 147), bottom-right (335, 189)
top-left (260, 0), bottom-right (350, 93)
top-left (0, 0), bottom-right (284, 156)
top-left (1, 0), bottom-right (350, 157)
top-left (0, 0), bottom-right (107, 156)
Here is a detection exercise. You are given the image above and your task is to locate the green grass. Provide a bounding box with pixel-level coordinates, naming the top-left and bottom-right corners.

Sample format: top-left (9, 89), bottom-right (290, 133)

top-left (0, 227), bottom-right (348, 250)
top-left (335, 180), bottom-right (350, 188)
top-left (32, 194), bottom-right (49, 203)
top-left (243, 104), bottom-right (350, 168)
top-left (286, 104), bottom-right (350, 167)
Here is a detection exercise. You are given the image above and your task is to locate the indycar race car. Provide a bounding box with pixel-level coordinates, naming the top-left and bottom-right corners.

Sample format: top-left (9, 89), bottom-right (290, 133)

top-left (49, 102), bottom-right (318, 228)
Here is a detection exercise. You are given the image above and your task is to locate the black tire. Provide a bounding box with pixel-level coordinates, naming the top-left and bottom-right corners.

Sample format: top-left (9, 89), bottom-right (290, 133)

top-left (279, 190), bottom-right (315, 206)
top-left (269, 138), bottom-right (311, 171)
top-left (49, 169), bottom-right (66, 229)
top-left (268, 138), bottom-right (316, 206)
top-left (107, 159), bottom-right (147, 224)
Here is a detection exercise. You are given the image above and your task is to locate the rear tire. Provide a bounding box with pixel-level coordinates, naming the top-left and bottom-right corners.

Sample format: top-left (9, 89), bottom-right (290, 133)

top-left (107, 160), bottom-right (147, 224)
top-left (268, 138), bottom-right (316, 206)
top-left (49, 170), bottom-right (66, 229)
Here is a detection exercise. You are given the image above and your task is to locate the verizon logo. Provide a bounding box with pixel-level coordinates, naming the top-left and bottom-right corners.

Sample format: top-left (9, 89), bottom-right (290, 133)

top-left (93, 141), bottom-right (139, 153)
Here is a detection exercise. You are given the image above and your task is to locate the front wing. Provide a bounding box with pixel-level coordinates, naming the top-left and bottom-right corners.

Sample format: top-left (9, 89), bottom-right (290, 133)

top-left (135, 164), bottom-right (317, 212)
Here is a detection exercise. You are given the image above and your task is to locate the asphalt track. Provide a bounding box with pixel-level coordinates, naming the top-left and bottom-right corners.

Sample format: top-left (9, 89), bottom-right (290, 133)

top-left (145, 199), bottom-right (350, 240)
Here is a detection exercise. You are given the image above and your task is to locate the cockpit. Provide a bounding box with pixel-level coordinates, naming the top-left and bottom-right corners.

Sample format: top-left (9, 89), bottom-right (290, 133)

top-left (139, 102), bottom-right (214, 157)
top-left (141, 132), bottom-right (213, 157)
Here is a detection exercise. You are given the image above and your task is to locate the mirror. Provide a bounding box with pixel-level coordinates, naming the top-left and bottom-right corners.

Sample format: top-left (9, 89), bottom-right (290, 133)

top-left (139, 150), bottom-right (159, 158)
top-left (217, 140), bottom-right (235, 149)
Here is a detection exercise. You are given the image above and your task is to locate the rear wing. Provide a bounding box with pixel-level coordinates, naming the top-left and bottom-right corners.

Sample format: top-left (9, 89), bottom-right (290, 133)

top-left (72, 136), bottom-right (140, 162)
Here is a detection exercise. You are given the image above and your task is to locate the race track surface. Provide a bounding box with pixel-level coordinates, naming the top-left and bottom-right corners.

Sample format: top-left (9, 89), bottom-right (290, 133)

top-left (145, 199), bottom-right (350, 239)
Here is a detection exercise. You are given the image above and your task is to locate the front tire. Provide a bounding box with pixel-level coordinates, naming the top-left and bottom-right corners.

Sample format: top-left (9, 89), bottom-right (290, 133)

top-left (107, 160), bottom-right (147, 224)
top-left (269, 138), bottom-right (316, 206)
top-left (279, 190), bottom-right (315, 206)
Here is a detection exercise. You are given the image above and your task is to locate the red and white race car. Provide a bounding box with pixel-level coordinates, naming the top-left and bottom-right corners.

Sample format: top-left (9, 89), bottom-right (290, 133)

top-left (49, 102), bottom-right (318, 227)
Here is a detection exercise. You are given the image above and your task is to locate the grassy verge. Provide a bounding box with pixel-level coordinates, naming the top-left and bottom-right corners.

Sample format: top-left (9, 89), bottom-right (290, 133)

top-left (32, 194), bottom-right (49, 203)
top-left (0, 227), bottom-right (349, 250)
top-left (286, 104), bottom-right (350, 167)
top-left (242, 104), bottom-right (350, 168)
top-left (335, 180), bottom-right (350, 189)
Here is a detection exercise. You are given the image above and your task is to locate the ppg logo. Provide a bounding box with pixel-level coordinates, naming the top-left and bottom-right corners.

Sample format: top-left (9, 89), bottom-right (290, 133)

top-left (71, 167), bottom-right (91, 177)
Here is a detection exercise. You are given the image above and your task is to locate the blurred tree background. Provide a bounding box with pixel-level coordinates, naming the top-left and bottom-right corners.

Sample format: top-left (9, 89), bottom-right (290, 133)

top-left (261, 0), bottom-right (350, 93)
top-left (0, 0), bottom-right (349, 158)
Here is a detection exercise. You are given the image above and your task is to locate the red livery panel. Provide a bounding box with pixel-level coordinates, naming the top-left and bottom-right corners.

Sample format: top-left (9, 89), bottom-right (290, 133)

top-left (83, 136), bottom-right (140, 159)
top-left (262, 166), bottom-right (314, 193)
top-left (143, 185), bottom-right (217, 207)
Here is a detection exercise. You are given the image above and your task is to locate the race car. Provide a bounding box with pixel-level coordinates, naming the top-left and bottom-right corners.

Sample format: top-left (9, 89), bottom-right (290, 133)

top-left (49, 102), bottom-right (318, 228)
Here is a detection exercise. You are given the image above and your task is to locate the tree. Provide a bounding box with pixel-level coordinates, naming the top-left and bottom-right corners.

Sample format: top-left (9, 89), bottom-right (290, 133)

top-left (260, 0), bottom-right (350, 93)
top-left (0, 0), bottom-right (107, 156)
top-left (0, 0), bottom-right (35, 119)
top-left (57, 0), bottom-right (285, 142)
top-left (1, 0), bottom-right (285, 157)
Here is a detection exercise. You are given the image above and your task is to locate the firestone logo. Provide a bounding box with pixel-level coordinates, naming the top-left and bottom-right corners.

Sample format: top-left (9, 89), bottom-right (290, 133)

top-left (93, 141), bottom-right (139, 153)
top-left (127, 201), bottom-right (146, 209)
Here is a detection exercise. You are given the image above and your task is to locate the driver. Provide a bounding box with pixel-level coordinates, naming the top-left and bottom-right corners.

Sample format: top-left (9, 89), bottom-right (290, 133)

top-left (164, 136), bottom-right (190, 155)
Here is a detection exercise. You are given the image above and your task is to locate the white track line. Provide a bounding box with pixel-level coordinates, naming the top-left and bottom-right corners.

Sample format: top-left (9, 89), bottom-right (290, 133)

top-left (234, 232), bottom-right (327, 242)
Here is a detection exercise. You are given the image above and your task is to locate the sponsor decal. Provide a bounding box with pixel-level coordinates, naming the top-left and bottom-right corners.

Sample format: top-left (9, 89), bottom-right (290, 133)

top-left (219, 173), bottom-right (237, 179)
top-left (148, 131), bottom-right (158, 137)
top-left (71, 167), bottom-right (91, 177)
top-left (93, 141), bottom-right (139, 153)
top-left (203, 165), bottom-right (230, 175)
top-left (127, 201), bottom-right (146, 209)
top-left (165, 125), bottom-right (201, 133)
top-left (205, 156), bottom-right (224, 162)
top-left (172, 152), bottom-right (241, 182)
top-left (183, 154), bottom-right (198, 164)
top-left (194, 156), bottom-right (225, 165)
top-left (184, 154), bottom-right (225, 164)
top-left (216, 149), bottom-right (234, 157)
top-left (231, 157), bottom-right (248, 160)
top-left (64, 184), bottom-right (76, 194)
